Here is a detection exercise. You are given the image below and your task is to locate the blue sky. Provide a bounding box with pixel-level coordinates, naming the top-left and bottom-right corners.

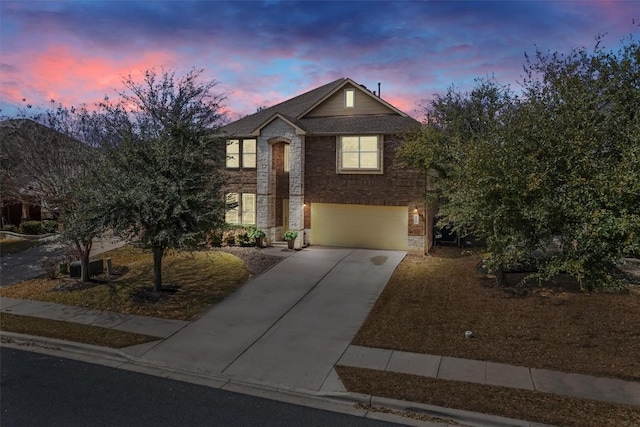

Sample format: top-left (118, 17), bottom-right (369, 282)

top-left (1, 1), bottom-right (637, 121)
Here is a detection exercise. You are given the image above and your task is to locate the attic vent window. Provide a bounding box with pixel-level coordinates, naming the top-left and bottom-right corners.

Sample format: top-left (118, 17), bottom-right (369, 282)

top-left (345, 88), bottom-right (355, 108)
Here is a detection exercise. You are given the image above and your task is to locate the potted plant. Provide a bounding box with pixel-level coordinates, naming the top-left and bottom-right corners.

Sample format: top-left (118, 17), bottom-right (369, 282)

top-left (249, 228), bottom-right (267, 248)
top-left (283, 230), bottom-right (298, 250)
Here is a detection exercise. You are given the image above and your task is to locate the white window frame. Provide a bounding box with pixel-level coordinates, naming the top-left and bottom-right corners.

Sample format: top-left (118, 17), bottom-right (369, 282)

top-left (225, 192), bottom-right (256, 225)
top-left (344, 88), bottom-right (355, 108)
top-left (336, 135), bottom-right (383, 174)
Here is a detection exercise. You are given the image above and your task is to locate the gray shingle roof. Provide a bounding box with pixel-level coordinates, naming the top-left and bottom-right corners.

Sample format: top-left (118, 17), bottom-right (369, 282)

top-left (220, 78), bottom-right (347, 136)
top-left (220, 78), bottom-right (419, 137)
top-left (298, 115), bottom-right (419, 135)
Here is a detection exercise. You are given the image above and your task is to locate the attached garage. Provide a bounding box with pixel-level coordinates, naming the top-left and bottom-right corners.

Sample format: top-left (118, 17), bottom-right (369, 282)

top-left (310, 203), bottom-right (408, 250)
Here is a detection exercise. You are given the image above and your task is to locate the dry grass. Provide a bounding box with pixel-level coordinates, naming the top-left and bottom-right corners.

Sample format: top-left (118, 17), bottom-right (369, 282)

top-left (0, 313), bottom-right (160, 348)
top-left (353, 247), bottom-right (640, 380)
top-left (0, 245), bottom-right (249, 321)
top-left (0, 238), bottom-right (41, 257)
top-left (336, 366), bottom-right (640, 427)
top-left (345, 247), bottom-right (640, 426)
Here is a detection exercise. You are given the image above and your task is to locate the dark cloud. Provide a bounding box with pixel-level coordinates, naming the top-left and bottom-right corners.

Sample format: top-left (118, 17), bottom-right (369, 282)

top-left (1, 0), bottom-right (637, 118)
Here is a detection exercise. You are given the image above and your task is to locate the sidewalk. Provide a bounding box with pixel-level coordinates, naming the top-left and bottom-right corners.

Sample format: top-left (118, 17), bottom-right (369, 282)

top-left (1, 295), bottom-right (638, 409)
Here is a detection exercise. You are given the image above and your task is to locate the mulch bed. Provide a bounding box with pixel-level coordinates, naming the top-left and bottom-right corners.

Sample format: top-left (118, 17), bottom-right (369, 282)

top-left (214, 246), bottom-right (284, 277)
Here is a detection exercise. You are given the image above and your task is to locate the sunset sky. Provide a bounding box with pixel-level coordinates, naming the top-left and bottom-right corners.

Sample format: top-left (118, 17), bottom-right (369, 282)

top-left (1, 1), bottom-right (638, 122)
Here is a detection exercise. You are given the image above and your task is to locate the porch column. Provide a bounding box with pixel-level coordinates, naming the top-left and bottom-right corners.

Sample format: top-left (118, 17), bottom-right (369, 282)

top-left (289, 135), bottom-right (305, 249)
top-left (256, 135), bottom-right (272, 238)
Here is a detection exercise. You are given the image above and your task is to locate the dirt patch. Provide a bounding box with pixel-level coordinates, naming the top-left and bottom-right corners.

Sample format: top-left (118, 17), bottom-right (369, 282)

top-left (353, 247), bottom-right (640, 381)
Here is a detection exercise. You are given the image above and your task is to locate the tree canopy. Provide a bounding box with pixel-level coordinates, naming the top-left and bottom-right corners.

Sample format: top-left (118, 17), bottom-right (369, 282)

top-left (400, 35), bottom-right (640, 289)
top-left (95, 69), bottom-right (228, 290)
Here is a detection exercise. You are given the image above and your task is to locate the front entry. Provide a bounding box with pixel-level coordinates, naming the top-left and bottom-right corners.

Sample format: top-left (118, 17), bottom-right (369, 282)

top-left (282, 199), bottom-right (289, 229)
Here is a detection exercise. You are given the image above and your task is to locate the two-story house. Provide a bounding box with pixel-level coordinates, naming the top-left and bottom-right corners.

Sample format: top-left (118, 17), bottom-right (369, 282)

top-left (220, 77), bottom-right (431, 251)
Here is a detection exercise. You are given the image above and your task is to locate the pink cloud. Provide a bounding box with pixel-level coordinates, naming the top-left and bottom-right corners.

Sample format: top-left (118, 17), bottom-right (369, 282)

top-left (1, 45), bottom-right (178, 109)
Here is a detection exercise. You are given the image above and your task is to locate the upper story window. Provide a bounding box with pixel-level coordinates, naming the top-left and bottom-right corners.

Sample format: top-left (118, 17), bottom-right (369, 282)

top-left (337, 135), bottom-right (383, 174)
top-left (226, 139), bottom-right (257, 168)
top-left (344, 88), bottom-right (355, 108)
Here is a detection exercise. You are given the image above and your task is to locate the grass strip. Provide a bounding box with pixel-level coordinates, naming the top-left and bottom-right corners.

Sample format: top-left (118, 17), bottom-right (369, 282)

top-left (0, 238), bottom-right (41, 257)
top-left (0, 313), bottom-right (161, 348)
top-left (336, 366), bottom-right (640, 427)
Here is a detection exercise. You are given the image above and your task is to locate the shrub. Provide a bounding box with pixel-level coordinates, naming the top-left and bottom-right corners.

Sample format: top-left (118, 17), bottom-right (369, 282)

top-left (206, 229), bottom-right (223, 248)
top-left (222, 230), bottom-right (236, 247)
top-left (283, 230), bottom-right (298, 241)
top-left (248, 227), bottom-right (266, 239)
top-left (235, 228), bottom-right (254, 247)
top-left (2, 224), bottom-right (17, 232)
top-left (19, 221), bottom-right (43, 235)
top-left (41, 257), bottom-right (62, 279)
top-left (42, 220), bottom-right (58, 234)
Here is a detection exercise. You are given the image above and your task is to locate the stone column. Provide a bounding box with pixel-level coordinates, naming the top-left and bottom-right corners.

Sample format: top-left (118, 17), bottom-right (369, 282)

top-left (256, 135), bottom-right (271, 239)
top-left (289, 135), bottom-right (305, 249)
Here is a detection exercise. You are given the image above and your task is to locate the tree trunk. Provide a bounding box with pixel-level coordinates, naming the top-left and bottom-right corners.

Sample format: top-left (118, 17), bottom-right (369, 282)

top-left (424, 205), bottom-right (435, 256)
top-left (152, 245), bottom-right (164, 291)
top-left (76, 240), bottom-right (92, 283)
top-left (495, 265), bottom-right (507, 287)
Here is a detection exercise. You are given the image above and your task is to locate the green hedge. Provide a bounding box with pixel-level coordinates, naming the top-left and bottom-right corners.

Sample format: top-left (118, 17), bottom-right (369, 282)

top-left (19, 221), bottom-right (43, 235)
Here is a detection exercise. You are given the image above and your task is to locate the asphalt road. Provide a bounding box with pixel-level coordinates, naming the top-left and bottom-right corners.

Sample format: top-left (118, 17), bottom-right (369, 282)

top-left (0, 348), bottom-right (399, 427)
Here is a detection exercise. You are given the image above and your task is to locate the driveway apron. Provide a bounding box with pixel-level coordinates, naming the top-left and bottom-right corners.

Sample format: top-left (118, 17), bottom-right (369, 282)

top-left (139, 247), bottom-right (405, 391)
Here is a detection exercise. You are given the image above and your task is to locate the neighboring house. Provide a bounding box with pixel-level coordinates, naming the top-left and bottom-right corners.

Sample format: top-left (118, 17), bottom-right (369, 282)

top-left (0, 119), bottom-right (81, 227)
top-left (219, 77), bottom-right (433, 251)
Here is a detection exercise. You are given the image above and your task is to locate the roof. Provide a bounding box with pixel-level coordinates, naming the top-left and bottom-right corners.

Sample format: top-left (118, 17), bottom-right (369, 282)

top-left (220, 78), bottom-right (419, 137)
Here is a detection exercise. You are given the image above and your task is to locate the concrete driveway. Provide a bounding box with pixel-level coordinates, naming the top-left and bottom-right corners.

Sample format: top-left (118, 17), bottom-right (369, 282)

top-left (139, 247), bottom-right (406, 393)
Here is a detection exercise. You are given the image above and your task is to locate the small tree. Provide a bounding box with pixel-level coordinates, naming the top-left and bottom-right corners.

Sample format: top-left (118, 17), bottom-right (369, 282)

top-left (97, 68), bottom-right (227, 291)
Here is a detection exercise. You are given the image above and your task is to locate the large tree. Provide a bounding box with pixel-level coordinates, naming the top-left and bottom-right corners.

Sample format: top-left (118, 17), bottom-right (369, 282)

top-left (401, 35), bottom-right (640, 289)
top-left (0, 106), bottom-right (105, 282)
top-left (96, 69), bottom-right (227, 291)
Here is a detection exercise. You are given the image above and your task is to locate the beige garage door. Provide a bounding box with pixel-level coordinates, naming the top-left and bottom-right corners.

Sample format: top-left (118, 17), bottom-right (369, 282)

top-left (311, 203), bottom-right (408, 250)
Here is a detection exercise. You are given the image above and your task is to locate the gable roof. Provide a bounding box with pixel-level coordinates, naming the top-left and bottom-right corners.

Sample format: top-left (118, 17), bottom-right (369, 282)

top-left (221, 78), bottom-right (418, 137)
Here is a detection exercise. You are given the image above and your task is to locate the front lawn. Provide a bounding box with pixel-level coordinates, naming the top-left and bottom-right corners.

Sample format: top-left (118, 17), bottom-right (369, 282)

top-left (353, 247), bottom-right (640, 380)
top-left (0, 245), bottom-right (250, 321)
top-left (338, 247), bottom-right (640, 426)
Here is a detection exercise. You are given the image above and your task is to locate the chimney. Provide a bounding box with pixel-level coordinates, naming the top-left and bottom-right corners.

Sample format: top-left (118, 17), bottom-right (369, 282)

top-left (378, 82), bottom-right (381, 98)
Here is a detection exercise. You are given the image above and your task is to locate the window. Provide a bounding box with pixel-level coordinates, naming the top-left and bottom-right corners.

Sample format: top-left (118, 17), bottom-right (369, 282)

top-left (226, 140), bottom-right (240, 168)
top-left (226, 139), bottom-right (257, 168)
top-left (243, 139), bottom-right (256, 168)
top-left (225, 192), bottom-right (256, 225)
top-left (337, 135), bottom-right (382, 173)
top-left (345, 88), bottom-right (355, 108)
top-left (241, 193), bottom-right (256, 224)
top-left (283, 144), bottom-right (290, 172)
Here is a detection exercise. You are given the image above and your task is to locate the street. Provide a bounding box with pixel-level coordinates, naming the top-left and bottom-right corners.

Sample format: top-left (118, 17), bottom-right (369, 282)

top-left (0, 347), bottom-right (399, 427)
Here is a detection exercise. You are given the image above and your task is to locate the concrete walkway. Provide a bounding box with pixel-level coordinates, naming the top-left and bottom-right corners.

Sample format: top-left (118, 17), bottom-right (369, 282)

top-left (1, 245), bottom-right (639, 418)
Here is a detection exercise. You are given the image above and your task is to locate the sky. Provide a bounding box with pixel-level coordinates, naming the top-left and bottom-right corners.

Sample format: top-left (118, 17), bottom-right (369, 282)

top-left (1, 1), bottom-right (638, 122)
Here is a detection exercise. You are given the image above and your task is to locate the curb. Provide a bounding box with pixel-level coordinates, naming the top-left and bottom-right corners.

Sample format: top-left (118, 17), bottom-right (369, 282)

top-left (0, 332), bottom-right (553, 427)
